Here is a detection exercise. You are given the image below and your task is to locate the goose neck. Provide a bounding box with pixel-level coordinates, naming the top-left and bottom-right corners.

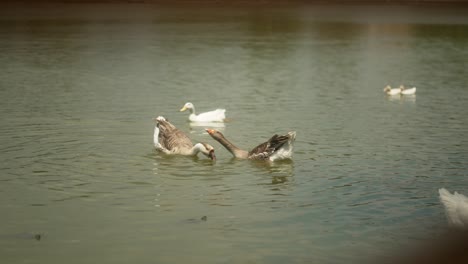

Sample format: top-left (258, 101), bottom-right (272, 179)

top-left (214, 133), bottom-right (248, 159)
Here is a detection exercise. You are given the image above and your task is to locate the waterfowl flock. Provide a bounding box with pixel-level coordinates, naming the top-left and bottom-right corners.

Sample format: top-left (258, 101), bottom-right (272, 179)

top-left (153, 96), bottom-right (468, 228)
top-left (154, 103), bottom-right (296, 162)
top-left (383, 85), bottom-right (417, 96)
top-left (155, 83), bottom-right (421, 161)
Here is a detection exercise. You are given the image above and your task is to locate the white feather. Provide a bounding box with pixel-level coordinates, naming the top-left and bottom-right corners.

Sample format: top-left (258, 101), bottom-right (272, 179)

top-left (189, 109), bottom-right (226, 122)
top-left (383, 85), bottom-right (401, 95)
top-left (269, 131), bottom-right (296, 161)
top-left (153, 125), bottom-right (160, 147)
top-left (180, 102), bottom-right (226, 122)
top-left (439, 188), bottom-right (468, 229)
top-left (401, 87), bottom-right (416, 95)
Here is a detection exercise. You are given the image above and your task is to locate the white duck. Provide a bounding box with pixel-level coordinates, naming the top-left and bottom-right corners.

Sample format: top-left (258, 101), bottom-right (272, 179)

top-left (400, 85), bottom-right (417, 95)
top-left (383, 85), bottom-right (401, 95)
top-left (180, 102), bottom-right (226, 122)
top-left (439, 188), bottom-right (468, 229)
top-left (153, 116), bottom-right (216, 160)
top-left (206, 129), bottom-right (296, 161)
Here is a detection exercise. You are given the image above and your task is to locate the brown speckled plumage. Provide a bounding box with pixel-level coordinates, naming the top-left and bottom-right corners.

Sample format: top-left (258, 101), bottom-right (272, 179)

top-left (206, 129), bottom-right (295, 161)
top-left (154, 117), bottom-right (216, 160)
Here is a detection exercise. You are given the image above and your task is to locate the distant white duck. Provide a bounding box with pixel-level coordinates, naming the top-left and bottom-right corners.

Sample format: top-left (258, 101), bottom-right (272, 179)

top-left (400, 85), bottom-right (417, 95)
top-left (383, 85), bottom-right (401, 95)
top-left (206, 129), bottom-right (296, 161)
top-left (439, 188), bottom-right (468, 229)
top-left (153, 116), bottom-right (216, 160)
top-left (180, 102), bottom-right (226, 122)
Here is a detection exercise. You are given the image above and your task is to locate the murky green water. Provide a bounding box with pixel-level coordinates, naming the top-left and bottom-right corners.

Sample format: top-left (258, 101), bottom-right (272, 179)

top-left (1, 3), bottom-right (468, 263)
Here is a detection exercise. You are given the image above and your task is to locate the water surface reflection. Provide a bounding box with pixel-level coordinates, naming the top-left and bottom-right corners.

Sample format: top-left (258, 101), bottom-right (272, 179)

top-left (1, 3), bottom-right (468, 264)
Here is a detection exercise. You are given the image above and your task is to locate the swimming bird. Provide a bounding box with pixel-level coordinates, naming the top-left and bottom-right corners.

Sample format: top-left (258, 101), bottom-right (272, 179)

top-left (439, 188), bottom-right (468, 229)
top-left (383, 85), bottom-right (401, 95)
top-left (400, 85), bottom-right (417, 95)
top-left (153, 116), bottom-right (216, 160)
top-left (180, 102), bottom-right (226, 122)
top-left (205, 129), bottom-right (296, 161)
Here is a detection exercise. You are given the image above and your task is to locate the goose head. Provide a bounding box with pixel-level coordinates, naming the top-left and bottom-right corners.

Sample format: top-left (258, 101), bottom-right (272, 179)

top-left (196, 142), bottom-right (216, 161)
top-left (383, 85), bottom-right (391, 93)
top-left (205, 128), bottom-right (222, 139)
top-left (180, 102), bottom-right (194, 113)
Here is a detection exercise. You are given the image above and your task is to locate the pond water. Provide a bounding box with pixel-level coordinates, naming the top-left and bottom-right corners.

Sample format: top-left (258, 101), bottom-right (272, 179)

top-left (1, 3), bottom-right (468, 263)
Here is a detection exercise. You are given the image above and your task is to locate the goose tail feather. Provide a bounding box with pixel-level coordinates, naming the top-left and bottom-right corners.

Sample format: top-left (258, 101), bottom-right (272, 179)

top-left (439, 188), bottom-right (468, 228)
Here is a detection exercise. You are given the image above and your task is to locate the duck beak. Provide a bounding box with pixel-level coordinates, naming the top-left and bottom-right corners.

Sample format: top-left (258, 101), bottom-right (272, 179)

top-left (209, 150), bottom-right (216, 161)
top-left (180, 106), bottom-right (187, 112)
top-left (205, 129), bottom-right (214, 134)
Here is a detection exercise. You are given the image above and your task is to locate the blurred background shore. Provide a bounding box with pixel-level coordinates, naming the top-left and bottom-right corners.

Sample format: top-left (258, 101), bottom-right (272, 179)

top-left (2, 0), bottom-right (468, 5)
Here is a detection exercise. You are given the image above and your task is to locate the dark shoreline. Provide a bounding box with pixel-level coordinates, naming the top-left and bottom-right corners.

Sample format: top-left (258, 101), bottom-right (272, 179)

top-left (2, 0), bottom-right (468, 5)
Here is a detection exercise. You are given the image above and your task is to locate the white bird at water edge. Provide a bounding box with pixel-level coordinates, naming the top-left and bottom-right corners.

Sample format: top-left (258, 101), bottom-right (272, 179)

top-left (438, 188), bottom-right (468, 229)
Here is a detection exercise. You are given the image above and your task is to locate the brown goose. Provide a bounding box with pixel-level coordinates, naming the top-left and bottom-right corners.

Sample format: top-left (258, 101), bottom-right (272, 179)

top-left (153, 116), bottom-right (216, 160)
top-left (205, 129), bottom-right (296, 161)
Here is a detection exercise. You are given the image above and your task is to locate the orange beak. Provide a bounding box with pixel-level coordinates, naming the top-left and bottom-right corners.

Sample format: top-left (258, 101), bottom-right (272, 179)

top-left (205, 129), bottom-right (215, 135)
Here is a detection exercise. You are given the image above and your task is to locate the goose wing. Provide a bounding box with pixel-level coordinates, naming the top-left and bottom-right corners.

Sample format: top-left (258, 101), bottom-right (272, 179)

top-left (248, 134), bottom-right (290, 160)
top-left (157, 118), bottom-right (193, 151)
